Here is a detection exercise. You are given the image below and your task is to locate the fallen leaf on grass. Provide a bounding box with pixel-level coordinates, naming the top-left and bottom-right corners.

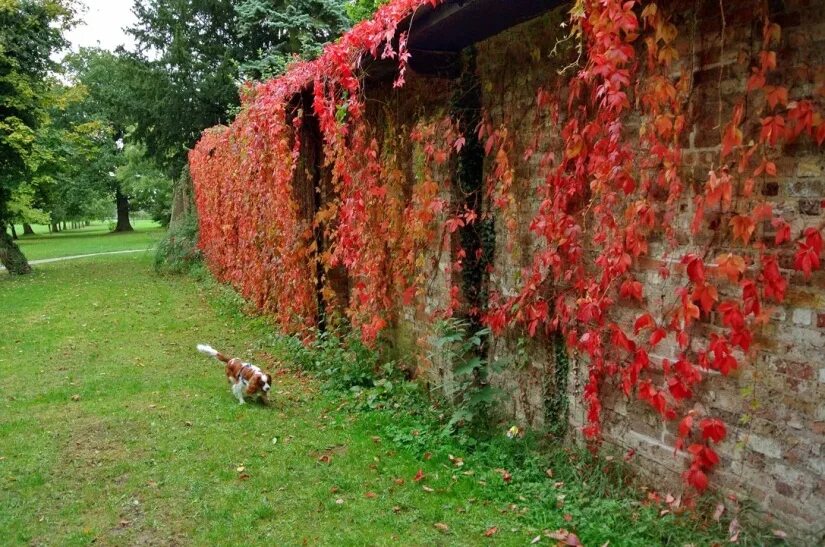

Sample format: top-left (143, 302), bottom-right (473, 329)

top-left (545, 468), bottom-right (554, 478)
top-left (729, 518), bottom-right (740, 543)
top-left (317, 454), bottom-right (331, 464)
top-left (119, 519), bottom-right (130, 528)
top-left (413, 469), bottom-right (425, 482)
top-left (495, 468), bottom-right (512, 482)
top-left (772, 530), bottom-right (787, 539)
top-left (393, 478), bottom-right (405, 485)
top-left (563, 513), bottom-right (573, 522)
top-left (71, 395), bottom-right (80, 401)
top-left (484, 526), bottom-right (498, 537)
top-left (422, 485), bottom-right (434, 492)
top-left (364, 491), bottom-right (377, 499)
top-left (392, 506), bottom-right (401, 513)
top-left (449, 454), bottom-right (464, 467)
top-left (236, 466), bottom-right (245, 472)
top-left (434, 522), bottom-right (449, 534)
top-left (531, 536), bottom-right (542, 544)
top-left (713, 502), bottom-right (725, 522)
top-left (335, 498), bottom-right (344, 505)
top-left (184, 421), bottom-right (192, 427)
top-left (238, 473), bottom-right (250, 481)
top-left (424, 452), bottom-right (432, 460)
top-left (545, 528), bottom-right (582, 546)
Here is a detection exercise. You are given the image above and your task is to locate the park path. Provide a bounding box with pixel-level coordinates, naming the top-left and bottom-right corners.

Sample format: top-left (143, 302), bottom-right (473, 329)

top-left (0, 248), bottom-right (146, 270)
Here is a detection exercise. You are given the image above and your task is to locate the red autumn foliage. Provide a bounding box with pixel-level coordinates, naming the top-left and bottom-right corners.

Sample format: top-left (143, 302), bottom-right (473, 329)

top-left (189, 0), bottom-right (825, 494)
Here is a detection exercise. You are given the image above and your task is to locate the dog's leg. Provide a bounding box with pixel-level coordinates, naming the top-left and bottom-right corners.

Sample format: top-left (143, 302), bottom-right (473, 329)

top-left (231, 383), bottom-right (245, 405)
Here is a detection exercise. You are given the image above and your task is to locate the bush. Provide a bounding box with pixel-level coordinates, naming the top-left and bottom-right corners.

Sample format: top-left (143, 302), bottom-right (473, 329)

top-left (153, 214), bottom-right (200, 274)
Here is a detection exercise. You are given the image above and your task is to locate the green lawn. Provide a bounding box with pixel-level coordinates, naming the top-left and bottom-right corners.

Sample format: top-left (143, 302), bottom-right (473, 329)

top-left (0, 241), bottom-right (779, 544)
top-left (12, 220), bottom-right (163, 262)
top-left (0, 255), bottom-right (538, 545)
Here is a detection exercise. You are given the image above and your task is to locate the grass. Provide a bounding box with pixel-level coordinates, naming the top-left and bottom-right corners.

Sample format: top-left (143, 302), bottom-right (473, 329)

top-left (0, 234), bottom-right (787, 545)
top-left (1, 255), bottom-right (534, 544)
top-left (11, 220), bottom-right (163, 262)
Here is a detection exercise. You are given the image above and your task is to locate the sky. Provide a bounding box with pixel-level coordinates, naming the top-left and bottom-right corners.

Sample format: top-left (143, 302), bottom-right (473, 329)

top-left (64, 0), bottom-right (138, 54)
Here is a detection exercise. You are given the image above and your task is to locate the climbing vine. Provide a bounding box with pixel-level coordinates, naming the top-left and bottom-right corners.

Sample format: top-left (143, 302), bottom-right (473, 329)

top-left (190, 0), bottom-right (824, 493)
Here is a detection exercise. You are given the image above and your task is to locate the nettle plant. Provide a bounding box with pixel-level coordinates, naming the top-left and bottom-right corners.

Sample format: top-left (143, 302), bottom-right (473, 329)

top-left (190, 0), bottom-right (824, 492)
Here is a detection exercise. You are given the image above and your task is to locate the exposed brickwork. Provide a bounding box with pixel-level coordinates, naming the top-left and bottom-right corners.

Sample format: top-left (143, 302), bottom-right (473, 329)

top-left (445, 0), bottom-right (824, 534)
top-left (350, 0), bottom-right (825, 534)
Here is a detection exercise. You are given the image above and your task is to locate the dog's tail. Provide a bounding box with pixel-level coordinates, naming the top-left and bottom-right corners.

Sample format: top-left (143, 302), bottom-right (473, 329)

top-left (196, 343), bottom-right (229, 363)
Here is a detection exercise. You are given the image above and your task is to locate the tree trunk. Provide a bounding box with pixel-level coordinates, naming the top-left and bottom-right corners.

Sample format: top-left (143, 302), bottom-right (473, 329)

top-left (51, 222), bottom-right (59, 232)
top-left (0, 224), bottom-right (31, 274)
top-left (10, 224), bottom-right (17, 240)
top-left (61, 221), bottom-right (66, 231)
top-left (169, 165), bottom-right (196, 229)
top-left (22, 223), bottom-right (34, 235)
top-left (114, 187), bottom-right (133, 232)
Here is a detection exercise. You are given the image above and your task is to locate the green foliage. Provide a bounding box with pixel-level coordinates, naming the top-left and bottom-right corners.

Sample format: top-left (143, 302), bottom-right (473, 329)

top-left (7, 182), bottom-right (49, 226)
top-left (432, 317), bottom-right (501, 437)
top-left (345, 0), bottom-right (386, 22)
top-left (235, 0), bottom-right (350, 80)
top-left (153, 213), bottom-right (200, 274)
top-left (116, 144), bottom-right (173, 226)
top-left (0, 0), bottom-right (75, 228)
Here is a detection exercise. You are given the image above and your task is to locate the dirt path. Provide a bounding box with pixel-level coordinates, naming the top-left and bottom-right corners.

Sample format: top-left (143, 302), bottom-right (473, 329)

top-left (0, 249), bottom-right (146, 270)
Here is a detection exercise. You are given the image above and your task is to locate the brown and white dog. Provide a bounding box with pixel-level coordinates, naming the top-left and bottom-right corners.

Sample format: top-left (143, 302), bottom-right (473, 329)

top-left (197, 344), bottom-right (272, 405)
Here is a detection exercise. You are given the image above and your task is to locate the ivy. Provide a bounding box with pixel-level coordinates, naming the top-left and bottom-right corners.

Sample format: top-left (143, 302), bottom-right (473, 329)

top-left (190, 0), bottom-right (825, 494)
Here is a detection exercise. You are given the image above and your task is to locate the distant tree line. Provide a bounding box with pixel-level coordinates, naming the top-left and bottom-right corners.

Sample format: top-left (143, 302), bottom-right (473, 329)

top-left (0, 0), bottom-right (384, 274)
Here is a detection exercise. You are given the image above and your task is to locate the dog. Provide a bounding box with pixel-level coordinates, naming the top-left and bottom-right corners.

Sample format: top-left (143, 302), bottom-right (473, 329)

top-left (196, 344), bottom-right (272, 405)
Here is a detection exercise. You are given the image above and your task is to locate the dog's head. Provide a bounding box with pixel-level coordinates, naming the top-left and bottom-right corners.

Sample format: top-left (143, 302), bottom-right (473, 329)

top-left (261, 373), bottom-right (271, 393)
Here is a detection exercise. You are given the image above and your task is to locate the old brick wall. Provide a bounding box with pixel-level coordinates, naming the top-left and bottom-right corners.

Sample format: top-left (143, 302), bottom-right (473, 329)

top-left (358, 72), bottom-right (461, 393)
top-left (459, 0), bottom-right (824, 533)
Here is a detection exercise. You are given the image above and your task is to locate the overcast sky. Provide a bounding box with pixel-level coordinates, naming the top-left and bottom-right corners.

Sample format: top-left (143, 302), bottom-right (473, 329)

top-left (65, 0), bottom-right (137, 54)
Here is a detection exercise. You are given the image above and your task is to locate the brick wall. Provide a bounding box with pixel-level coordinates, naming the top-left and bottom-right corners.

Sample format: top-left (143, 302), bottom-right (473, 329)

top-left (451, 0), bottom-right (823, 533)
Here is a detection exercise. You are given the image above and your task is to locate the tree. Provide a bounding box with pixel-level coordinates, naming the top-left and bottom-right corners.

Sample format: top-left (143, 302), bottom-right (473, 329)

top-left (345, 0), bottom-right (385, 23)
top-left (116, 143), bottom-right (173, 227)
top-left (235, 0), bottom-right (350, 80)
top-left (0, 0), bottom-right (75, 274)
top-left (123, 0), bottom-right (351, 175)
top-left (64, 50), bottom-right (167, 231)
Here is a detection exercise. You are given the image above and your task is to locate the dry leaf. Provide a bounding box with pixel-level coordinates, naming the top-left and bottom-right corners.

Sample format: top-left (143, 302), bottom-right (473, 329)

top-left (713, 502), bottom-right (725, 522)
top-left (772, 530), bottom-right (787, 539)
top-left (424, 452), bottom-right (432, 460)
top-left (364, 491), bottom-right (377, 499)
top-left (729, 518), bottom-right (740, 543)
top-left (546, 529), bottom-right (570, 541)
top-left (413, 469), bottom-right (425, 482)
top-left (422, 485), bottom-right (434, 492)
top-left (434, 522), bottom-right (449, 534)
top-left (318, 454), bottom-right (331, 464)
top-left (449, 454), bottom-right (464, 467)
top-left (531, 536), bottom-right (542, 544)
top-left (545, 468), bottom-right (554, 478)
top-left (236, 466), bottom-right (245, 472)
top-left (484, 526), bottom-right (498, 537)
top-left (238, 473), bottom-right (250, 480)
top-left (563, 513), bottom-right (573, 522)
top-left (392, 505), bottom-right (401, 513)
top-left (71, 395), bottom-right (80, 401)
